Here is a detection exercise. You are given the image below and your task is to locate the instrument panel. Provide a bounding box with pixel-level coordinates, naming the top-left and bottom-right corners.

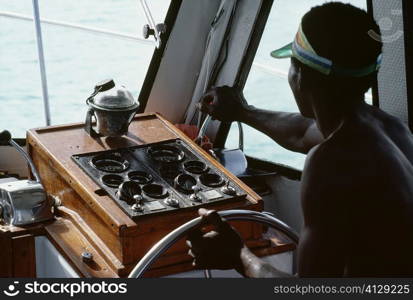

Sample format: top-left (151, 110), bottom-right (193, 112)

top-left (72, 139), bottom-right (247, 219)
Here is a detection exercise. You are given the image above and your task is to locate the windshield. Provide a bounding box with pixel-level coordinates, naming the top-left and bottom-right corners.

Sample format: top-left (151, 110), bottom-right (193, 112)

top-left (0, 0), bottom-right (169, 138)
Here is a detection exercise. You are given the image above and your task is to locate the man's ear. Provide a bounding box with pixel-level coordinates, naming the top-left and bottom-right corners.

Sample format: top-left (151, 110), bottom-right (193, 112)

top-left (300, 67), bottom-right (322, 92)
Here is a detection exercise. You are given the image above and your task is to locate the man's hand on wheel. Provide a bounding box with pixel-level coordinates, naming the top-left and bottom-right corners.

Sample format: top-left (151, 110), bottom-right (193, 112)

top-left (199, 86), bottom-right (249, 122)
top-left (186, 208), bottom-right (245, 270)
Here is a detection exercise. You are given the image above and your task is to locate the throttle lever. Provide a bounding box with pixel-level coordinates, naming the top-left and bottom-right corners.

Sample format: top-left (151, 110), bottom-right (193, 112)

top-left (195, 115), bottom-right (212, 145)
top-left (0, 130), bottom-right (12, 145)
top-left (0, 130), bottom-right (53, 226)
top-left (0, 130), bottom-right (41, 183)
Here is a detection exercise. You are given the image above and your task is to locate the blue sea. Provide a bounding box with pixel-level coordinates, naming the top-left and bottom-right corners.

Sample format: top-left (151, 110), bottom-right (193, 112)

top-left (0, 0), bottom-right (366, 169)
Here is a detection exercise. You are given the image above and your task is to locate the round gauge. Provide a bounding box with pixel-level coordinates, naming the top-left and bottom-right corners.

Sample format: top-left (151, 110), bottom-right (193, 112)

top-left (183, 160), bottom-right (208, 174)
top-left (101, 174), bottom-right (124, 188)
top-left (199, 173), bottom-right (225, 188)
top-left (128, 171), bottom-right (153, 185)
top-left (159, 163), bottom-right (180, 181)
top-left (91, 153), bottom-right (129, 173)
top-left (142, 184), bottom-right (169, 199)
top-left (148, 145), bottom-right (185, 163)
top-left (118, 181), bottom-right (142, 203)
top-left (174, 174), bottom-right (197, 194)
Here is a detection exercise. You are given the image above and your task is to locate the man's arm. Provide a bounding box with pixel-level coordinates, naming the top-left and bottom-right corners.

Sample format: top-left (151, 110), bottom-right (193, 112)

top-left (240, 106), bottom-right (323, 154)
top-left (237, 246), bottom-right (293, 277)
top-left (200, 86), bottom-right (324, 154)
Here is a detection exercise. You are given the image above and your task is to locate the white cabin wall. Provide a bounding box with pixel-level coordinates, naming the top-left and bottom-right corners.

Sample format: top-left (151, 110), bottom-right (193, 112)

top-left (144, 0), bottom-right (265, 128)
top-left (204, 0), bottom-right (264, 141)
top-left (213, 0), bottom-right (263, 85)
top-left (262, 174), bottom-right (303, 233)
top-left (144, 0), bottom-right (221, 123)
top-left (35, 236), bottom-right (80, 278)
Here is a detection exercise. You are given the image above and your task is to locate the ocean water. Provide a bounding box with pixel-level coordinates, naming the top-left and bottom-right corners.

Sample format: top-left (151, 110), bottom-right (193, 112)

top-left (0, 0), bottom-right (366, 170)
top-left (0, 0), bottom-right (168, 135)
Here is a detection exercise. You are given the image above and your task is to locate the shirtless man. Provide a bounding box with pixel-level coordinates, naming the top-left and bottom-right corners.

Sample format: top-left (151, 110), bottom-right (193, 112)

top-left (187, 2), bottom-right (413, 277)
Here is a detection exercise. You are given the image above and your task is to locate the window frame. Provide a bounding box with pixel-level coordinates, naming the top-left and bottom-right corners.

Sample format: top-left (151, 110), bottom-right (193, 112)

top-left (401, 0), bottom-right (413, 132)
top-left (214, 0), bottom-right (275, 148)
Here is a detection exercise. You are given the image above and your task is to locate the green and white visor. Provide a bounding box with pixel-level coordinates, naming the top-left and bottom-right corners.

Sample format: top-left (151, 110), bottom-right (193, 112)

top-left (271, 23), bottom-right (382, 77)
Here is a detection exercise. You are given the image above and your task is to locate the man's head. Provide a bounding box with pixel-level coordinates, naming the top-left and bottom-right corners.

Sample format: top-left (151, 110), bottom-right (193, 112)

top-left (273, 2), bottom-right (382, 118)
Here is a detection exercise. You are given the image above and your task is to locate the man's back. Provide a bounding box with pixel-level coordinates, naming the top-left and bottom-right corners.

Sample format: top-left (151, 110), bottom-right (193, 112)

top-left (301, 103), bottom-right (413, 276)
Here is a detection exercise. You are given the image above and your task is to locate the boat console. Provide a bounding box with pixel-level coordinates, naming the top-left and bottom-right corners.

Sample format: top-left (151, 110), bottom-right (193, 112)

top-left (0, 113), bottom-right (294, 277)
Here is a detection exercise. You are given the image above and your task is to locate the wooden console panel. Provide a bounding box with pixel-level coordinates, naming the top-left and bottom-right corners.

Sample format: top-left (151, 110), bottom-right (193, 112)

top-left (26, 113), bottom-right (275, 277)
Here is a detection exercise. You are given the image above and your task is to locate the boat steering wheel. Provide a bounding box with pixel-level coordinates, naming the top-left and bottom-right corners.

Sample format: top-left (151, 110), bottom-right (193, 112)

top-left (128, 210), bottom-right (299, 278)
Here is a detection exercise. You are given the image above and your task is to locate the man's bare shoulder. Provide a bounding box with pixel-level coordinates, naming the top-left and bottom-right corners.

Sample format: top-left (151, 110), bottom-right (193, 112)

top-left (303, 136), bottom-right (360, 184)
top-left (300, 140), bottom-right (355, 228)
top-left (300, 133), bottom-right (369, 212)
top-left (302, 117), bottom-right (413, 207)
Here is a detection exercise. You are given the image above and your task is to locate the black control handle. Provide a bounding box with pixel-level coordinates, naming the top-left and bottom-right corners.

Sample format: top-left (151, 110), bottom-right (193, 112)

top-left (0, 130), bottom-right (12, 145)
top-left (0, 129), bottom-right (41, 183)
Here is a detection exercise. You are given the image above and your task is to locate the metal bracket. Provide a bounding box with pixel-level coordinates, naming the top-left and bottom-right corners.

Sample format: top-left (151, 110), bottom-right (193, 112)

top-left (139, 0), bottom-right (166, 48)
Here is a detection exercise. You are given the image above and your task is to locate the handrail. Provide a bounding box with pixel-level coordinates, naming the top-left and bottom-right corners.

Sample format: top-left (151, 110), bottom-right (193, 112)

top-left (32, 0), bottom-right (51, 126)
top-left (253, 61), bottom-right (288, 77)
top-left (0, 11), bottom-right (154, 45)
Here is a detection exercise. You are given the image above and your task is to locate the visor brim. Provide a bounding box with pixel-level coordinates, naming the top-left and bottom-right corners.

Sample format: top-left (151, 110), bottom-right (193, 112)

top-left (270, 42), bottom-right (293, 59)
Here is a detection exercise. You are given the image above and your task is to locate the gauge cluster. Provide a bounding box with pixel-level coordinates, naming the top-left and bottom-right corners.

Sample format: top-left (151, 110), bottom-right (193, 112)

top-left (72, 139), bottom-right (247, 218)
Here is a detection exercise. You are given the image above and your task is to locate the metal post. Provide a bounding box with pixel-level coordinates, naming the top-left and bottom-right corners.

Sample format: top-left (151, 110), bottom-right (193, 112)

top-left (32, 0), bottom-right (51, 126)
